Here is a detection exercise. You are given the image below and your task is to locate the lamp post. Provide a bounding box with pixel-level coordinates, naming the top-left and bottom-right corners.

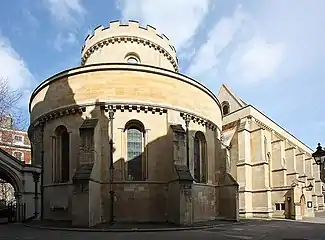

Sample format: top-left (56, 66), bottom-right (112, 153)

top-left (312, 143), bottom-right (325, 181)
top-left (108, 108), bottom-right (115, 225)
top-left (32, 172), bottom-right (40, 217)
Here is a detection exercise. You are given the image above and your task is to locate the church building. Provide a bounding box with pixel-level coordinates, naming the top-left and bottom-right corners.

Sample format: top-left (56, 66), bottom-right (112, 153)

top-left (218, 84), bottom-right (324, 220)
top-left (27, 20), bottom-right (239, 227)
top-left (27, 20), bottom-right (323, 227)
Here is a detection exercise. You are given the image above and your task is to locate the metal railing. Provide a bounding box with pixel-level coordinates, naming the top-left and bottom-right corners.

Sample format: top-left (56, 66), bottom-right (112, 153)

top-left (0, 202), bottom-right (26, 223)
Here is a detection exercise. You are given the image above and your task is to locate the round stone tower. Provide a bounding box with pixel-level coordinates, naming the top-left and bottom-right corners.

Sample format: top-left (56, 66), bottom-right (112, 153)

top-left (81, 20), bottom-right (178, 72)
top-left (28, 20), bottom-right (233, 228)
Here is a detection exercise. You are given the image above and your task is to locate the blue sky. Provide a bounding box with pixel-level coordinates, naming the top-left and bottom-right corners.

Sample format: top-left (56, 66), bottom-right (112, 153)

top-left (0, 0), bottom-right (324, 149)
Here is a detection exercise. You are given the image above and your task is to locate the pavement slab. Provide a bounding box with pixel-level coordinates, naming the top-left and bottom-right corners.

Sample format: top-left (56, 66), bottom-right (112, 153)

top-left (1, 219), bottom-right (325, 240)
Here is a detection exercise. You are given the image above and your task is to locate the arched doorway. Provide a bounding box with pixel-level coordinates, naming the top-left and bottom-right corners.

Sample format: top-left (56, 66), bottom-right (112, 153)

top-left (0, 149), bottom-right (40, 222)
top-left (300, 195), bottom-right (306, 217)
top-left (0, 165), bottom-right (21, 222)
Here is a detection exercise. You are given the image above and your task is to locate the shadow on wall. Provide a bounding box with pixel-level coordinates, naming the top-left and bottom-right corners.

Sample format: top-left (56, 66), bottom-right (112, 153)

top-left (106, 126), bottom-right (238, 224)
top-left (29, 74), bottom-right (86, 221)
top-left (29, 73), bottom-right (239, 225)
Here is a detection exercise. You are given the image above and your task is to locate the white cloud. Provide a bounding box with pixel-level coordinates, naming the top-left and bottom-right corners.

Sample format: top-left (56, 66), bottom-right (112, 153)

top-left (44, 0), bottom-right (86, 26)
top-left (0, 36), bottom-right (35, 105)
top-left (227, 36), bottom-right (285, 84)
top-left (54, 32), bottom-right (78, 51)
top-left (0, 37), bottom-right (34, 90)
top-left (186, 5), bottom-right (247, 78)
top-left (117, 0), bottom-right (210, 50)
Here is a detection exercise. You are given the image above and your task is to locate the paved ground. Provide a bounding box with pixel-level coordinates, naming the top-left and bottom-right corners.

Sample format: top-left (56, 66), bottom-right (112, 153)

top-left (1, 219), bottom-right (325, 239)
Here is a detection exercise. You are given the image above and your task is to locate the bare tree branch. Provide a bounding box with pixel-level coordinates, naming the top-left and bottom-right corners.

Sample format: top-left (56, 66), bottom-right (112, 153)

top-left (0, 78), bottom-right (28, 131)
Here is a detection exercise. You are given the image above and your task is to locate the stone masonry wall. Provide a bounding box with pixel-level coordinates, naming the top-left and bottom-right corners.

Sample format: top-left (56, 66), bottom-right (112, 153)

top-left (112, 182), bottom-right (167, 222)
top-left (192, 183), bottom-right (216, 222)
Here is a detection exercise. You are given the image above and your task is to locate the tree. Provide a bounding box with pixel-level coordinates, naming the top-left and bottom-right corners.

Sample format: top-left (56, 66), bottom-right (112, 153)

top-left (0, 179), bottom-right (15, 206)
top-left (0, 77), bottom-right (28, 131)
top-left (0, 78), bottom-right (29, 162)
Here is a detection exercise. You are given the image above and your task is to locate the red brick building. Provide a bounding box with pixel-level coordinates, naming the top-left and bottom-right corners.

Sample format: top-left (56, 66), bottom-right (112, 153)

top-left (0, 116), bottom-right (31, 164)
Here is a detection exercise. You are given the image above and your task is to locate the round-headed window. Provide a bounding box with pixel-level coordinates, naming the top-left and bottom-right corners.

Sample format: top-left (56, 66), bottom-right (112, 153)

top-left (222, 101), bottom-right (230, 115)
top-left (125, 53), bottom-right (140, 64)
top-left (127, 57), bottom-right (139, 64)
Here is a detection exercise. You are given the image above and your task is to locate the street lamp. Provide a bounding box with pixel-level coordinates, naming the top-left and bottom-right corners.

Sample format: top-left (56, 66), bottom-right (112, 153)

top-left (312, 143), bottom-right (325, 165)
top-left (303, 182), bottom-right (313, 191)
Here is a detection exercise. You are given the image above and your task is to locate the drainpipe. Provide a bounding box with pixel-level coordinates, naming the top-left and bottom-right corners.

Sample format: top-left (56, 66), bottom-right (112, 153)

top-left (185, 115), bottom-right (190, 168)
top-left (108, 108), bottom-right (115, 225)
top-left (40, 124), bottom-right (44, 220)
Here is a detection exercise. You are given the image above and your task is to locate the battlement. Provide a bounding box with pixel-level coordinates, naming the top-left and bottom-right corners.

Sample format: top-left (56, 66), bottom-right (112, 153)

top-left (82, 20), bottom-right (177, 60)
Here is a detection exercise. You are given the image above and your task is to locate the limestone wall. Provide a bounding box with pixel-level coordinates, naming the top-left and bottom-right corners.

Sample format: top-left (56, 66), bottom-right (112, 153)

top-left (112, 182), bottom-right (167, 222)
top-left (82, 21), bottom-right (177, 71)
top-left (227, 112), bottom-right (323, 218)
top-left (29, 64), bottom-right (221, 127)
top-left (192, 184), bottom-right (216, 222)
top-left (43, 184), bottom-right (73, 220)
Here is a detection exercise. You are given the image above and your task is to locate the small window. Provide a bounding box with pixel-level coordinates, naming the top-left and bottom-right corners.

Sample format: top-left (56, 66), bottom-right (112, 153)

top-left (14, 135), bottom-right (23, 142)
top-left (275, 203), bottom-right (285, 210)
top-left (13, 151), bottom-right (23, 161)
top-left (127, 57), bottom-right (139, 64)
top-left (275, 203), bottom-right (280, 210)
top-left (221, 101), bottom-right (230, 115)
top-left (125, 53), bottom-right (140, 64)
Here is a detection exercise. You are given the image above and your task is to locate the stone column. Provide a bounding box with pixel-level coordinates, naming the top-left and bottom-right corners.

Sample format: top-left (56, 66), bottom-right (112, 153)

top-left (296, 152), bottom-right (307, 184)
top-left (313, 163), bottom-right (324, 210)
top-left (271, 137), bottom-right (287, 187)
top-left (285, 143), bottom-right (299, 184)
top-left (250, 126), bottom-right (272, 217)
top-left (236, 117), bottom-right (252, 217)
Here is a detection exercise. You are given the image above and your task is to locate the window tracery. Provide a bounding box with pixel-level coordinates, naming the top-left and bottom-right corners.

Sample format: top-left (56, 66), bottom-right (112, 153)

top-left (124, 120), bottom-right (145, 181)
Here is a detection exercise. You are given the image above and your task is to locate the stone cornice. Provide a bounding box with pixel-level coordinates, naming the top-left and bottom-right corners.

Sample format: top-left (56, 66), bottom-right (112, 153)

top-left (28, 101), bottom-right (220, 133)
top-left (226, 105), bottom-right (313, 154)
top-left (81, 35), bottom-right (178, 72)
top-left (180, 112), bottom-right (219, 131)
top-left (222, 120), bottom-right (240, 131)
top-left (254, 116), bottom-right (311, 157)
top-left (100, 103), bottom-right (167, 115)
top-left (254, 118), bottom-right (272, 132)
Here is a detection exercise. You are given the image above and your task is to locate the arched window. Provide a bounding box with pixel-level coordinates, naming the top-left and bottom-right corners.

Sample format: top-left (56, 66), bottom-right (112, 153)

top-left (125, 53), bottom-right (140, 64)
top-left (222, 101), bottom-right (230, 115)
top-left (193, 131), bottom-right (207, 183)
top-left (124, 120), bottom-right (145, 181)
top-left (53, 125), bottom-right (70, 183)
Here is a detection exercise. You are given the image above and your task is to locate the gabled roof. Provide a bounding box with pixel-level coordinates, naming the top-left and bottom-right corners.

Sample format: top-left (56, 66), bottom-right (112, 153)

top-left (218, 84), bottom-right (247, 107)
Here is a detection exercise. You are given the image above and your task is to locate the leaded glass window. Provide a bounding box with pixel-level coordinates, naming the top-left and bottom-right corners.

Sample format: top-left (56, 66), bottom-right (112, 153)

top-left (127, 127), bottom-right (143, 181)
top-left (127, 128), bottom-right (142, 160)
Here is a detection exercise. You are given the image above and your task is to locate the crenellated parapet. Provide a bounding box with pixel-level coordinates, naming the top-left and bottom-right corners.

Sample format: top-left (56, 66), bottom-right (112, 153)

top-left (81, 20), bottom-right (178, 71)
